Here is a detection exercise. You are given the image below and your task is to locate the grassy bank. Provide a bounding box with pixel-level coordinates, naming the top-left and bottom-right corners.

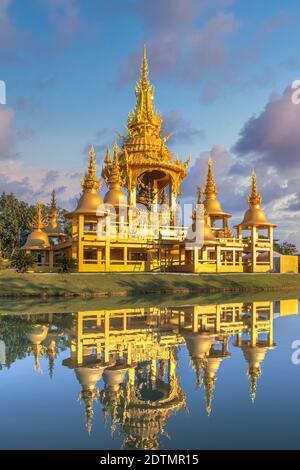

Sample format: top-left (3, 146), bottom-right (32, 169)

top-left (0, 270), bottom-right (300, 299)
top-left (1, 288), bottom-right (300, 315)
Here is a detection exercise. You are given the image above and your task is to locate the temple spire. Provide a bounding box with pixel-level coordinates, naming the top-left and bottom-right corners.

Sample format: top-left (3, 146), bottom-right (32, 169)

top-left (204, 158), bottom-right (218, 199)
top-left (204, 375), bottom-right (217, 416)
top-left (107, 142), bottom-right (123, 189)
top-left (104, 147), bottom-right (111, 165)
top-left (248, 169), bottom-right (262, 207)
top-left (127, 45), bottom-right (160, 133)
top-left (33, 202), bottom-right (46, 230)
top-left (50, 189), bottom-right (57, 211)
top-left (141, 45), bottom-right (149, 86)
top-left (81, 145), bottom-right (101, 192)
top-left (247, 366), bottom-right (261, 403)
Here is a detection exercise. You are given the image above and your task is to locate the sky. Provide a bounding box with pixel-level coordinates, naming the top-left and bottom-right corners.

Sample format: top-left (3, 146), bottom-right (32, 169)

top-left (0, 0), bottom-right (300, 245)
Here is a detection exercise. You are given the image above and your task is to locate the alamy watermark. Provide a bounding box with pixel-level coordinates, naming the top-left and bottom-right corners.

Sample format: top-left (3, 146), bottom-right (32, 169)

top-left (93, 201), bottom-right (205, 248)
top-left (0, 80), bottom-right (6, 105)
top-left (291, 80), bottom-right (300, 105)
top-left (291, 340), bottom-right (300, 364)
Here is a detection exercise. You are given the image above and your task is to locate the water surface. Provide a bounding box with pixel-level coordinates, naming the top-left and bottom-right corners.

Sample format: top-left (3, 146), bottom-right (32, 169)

top-left (0, 296), bottom-right (299, 450)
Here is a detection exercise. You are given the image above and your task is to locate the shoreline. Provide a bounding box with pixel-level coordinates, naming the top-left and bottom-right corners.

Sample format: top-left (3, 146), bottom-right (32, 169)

top-left (1, 271), bottom-right (300, 299)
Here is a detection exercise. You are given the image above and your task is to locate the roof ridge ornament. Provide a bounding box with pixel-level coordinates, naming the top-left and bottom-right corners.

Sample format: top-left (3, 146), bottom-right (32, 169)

top-left (33, 202), bottom-right (46, 230)
top-left (248, 169), bottom-right (262, 207)
top-left (81, 145), bottom-right (101, 192)
top-left (204, 158), bottom-right (218, 199)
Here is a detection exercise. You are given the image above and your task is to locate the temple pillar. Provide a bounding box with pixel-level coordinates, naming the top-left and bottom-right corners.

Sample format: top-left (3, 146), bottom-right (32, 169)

top-left (78, 215), bottom-right (84, 269)
top-left (192, 312), bottom-right (198, 333)
top-left (251, 226), bottom-right (257, 273)
top-left (250, 304), bottom-right (257, 347)
top-left (269, 302), bottom-right (274, 346)
top-left (49, 250), bottom-right (54, 272)
top-left (216, 245), bottom-right (221, 272)
top-left (104, 313), bottom-right (110, 364)
top-left (151, 359), bottom-right (157, 382)
top-left (193, 248), bottom-right (199, 272)
top-left (124, 246), bottom-right (128, 267)
top-left (129, 188), bottom-right (136, 207)
top-left (269, 226), bottom-right (274, 272)
top-left (105, 215), bottom-right (111, 271)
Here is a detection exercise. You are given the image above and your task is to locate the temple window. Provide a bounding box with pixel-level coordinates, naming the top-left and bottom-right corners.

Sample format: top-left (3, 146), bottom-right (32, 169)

top-left (84, 220), bottom-right (98, 233)
top-left (83, 246), bottom-right (98, 263)
top-left (129, 249), bottom-right (147, 261)
top-left (257, 228), bottom-right (269, 240)
top-left (111, 248), bottom-right (124, 261)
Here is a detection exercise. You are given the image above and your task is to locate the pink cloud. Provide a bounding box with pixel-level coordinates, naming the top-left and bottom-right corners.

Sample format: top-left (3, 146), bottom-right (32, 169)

top-left (233, 85), bottom-right (300, 176)
top-left (0, 107), bottom-right (15, 159)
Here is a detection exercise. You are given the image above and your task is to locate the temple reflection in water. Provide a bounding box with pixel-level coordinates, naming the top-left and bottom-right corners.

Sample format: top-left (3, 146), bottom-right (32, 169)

top-left (0, 298), bottom-right (298, 450)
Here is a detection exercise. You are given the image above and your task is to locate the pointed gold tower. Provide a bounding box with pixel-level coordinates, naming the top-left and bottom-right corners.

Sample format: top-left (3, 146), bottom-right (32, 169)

top-left (118, 46), bottom-right (188, 208)
top-left (71, 146), bottom-right (104, 215)
top-left (45, 190), bottom-right (65, 238)
top-left (235, 169), bottom-right (276, 272)
top-left (22, 203), bottom-right (50, 250)
top-left (203, 159), bottom-right (232, 234)
top-left (103, 142), bottom-right (127, 207)
top-left (239, 170), bottom-right (274, 227)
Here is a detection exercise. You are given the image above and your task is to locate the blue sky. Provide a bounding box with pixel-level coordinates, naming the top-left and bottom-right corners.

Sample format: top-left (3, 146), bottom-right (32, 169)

top-left (1, 0), bottom-right (300, 244)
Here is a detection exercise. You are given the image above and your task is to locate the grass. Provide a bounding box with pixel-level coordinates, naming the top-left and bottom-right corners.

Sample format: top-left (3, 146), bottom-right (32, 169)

top-left (1, 288), bottom-right (300, 315)
top-left (0, 269), bottom-right (300, 299)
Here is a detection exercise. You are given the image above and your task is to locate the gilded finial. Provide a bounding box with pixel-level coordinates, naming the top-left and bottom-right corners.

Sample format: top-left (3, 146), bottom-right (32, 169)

top-left (204, 375), bottom-right (217, 416)
top-left (141, 44), bottom-right (149, 85)
top-left (33, 202), bottom-right (46, 230)
top-left (248, 169), bottom-right (262, 207)
top-left (78, 387), bottom-right (99, 435)
top-left (106, 142), bottom-right (123, 189)
top-left (204, 158), bottom-right (218, 199)
top-left (81, 145), bottom-right (101, 192)
top-left (247, 366), bottom-right (261, 403)
top-left (128, 45), bottom-right (160, 130)
top-left (190, 357), bottom-right (206, 389)
top-left (33, 344), bottom-right (43, 373)
top-left (50, 189), bottom-right (57, 211)
top-left (104, 147), bottom-right (111, 165)
top-left (113, 142), bottom-right (119, 163)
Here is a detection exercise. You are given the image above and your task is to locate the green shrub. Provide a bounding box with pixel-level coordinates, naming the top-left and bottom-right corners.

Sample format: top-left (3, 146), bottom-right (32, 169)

top-left (11, 251), bottom-right (37, 273)
top-left (55, 254), bottom-right (77, 273)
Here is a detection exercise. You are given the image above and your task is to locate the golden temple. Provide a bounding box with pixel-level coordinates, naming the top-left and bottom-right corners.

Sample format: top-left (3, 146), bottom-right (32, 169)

top-left (22, 47), bottom-right (297, 274)
top-left (4, 298), bottom-right (298, 449)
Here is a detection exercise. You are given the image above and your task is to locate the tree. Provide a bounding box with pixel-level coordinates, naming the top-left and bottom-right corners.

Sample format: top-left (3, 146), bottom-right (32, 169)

top-left (274, 240), bottom-right (298, 255)
top-left (0, 193), bottom-right (35, 258)
top-left (11, 251), bottom-right (37, 273)
top-left (56, 254), bottom-right (77, 273)
top-left (0, 193), bottom-right (70, 259)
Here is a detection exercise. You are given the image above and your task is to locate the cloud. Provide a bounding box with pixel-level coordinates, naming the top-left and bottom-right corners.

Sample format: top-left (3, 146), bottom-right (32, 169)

top-left (116, 3), bottom-right (239, 86)
top-left (162, 110), bottom-right (205, 145)
top-left (0, 159), bottom-right (82, 208)
top-left (229, 83), bottom-right (300, 247)
top-left (233, 85), bottom-right (300, 177)
top-left (39, 0), bottom-right (84, 52)
top-left (15, 77), bottom-right (56, 114)
top-left (82, 128), bottom-right (118, 161)
top-left (181, 144), bottom-right (233, 200)
top-left (258, 10), bottom-right (291, 37)
top-left (0, 107), bottom-right (15, 159)
top-left (0, 0), bottom-right (27, 62)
